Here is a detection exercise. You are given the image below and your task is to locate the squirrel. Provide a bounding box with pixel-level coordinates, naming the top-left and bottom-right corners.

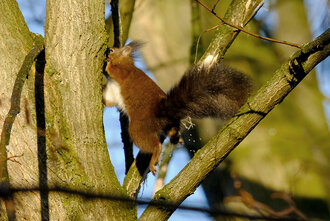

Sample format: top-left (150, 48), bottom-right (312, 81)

top-left (104, 41), bottom-right (253, 175)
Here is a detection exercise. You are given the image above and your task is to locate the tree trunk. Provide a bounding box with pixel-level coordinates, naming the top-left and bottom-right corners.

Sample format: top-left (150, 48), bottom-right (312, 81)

top-left (0, 0), bottom-right (135, 220)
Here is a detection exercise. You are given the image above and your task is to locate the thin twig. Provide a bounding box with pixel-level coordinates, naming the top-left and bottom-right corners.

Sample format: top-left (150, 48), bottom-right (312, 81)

top-left (272, 193), bottom-right (308, 220)
top-left (195, 0), bottom-right (302, 48)
top-left (211, 0), bottom-right (221, 12)
top-left (225, 173), bottom-right (308, 220)
top-left (0, 153), bottom-right (24, 164)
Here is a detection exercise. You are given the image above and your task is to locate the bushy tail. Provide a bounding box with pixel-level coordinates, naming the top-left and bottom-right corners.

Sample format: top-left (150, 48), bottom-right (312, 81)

top-left (158, 63), bottom-right (253, 120)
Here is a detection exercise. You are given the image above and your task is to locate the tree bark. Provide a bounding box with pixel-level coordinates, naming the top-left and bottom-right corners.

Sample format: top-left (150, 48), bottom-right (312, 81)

top-left (43, 0), bottom-right (134, 220)
top-left (1, 0), bottom-right (135, 220)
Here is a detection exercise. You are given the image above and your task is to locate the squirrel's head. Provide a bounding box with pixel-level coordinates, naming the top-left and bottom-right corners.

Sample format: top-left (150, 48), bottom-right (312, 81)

top-left (107, 41), bottom-right (143, 66)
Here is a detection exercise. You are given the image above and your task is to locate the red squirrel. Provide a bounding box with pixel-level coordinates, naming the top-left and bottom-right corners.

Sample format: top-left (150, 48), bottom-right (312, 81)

top-left (104, 41), bottom-right (252, 175)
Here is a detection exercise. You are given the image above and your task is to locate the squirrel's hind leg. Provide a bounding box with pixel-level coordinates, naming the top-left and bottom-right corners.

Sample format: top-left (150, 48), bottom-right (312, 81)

top-left (149, 142), bottom-right (162, 175)
top-left (129, 123), bottom-right (163, 175)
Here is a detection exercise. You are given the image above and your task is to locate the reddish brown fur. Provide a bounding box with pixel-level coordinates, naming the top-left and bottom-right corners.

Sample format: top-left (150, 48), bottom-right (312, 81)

top-left (106, 45), bottom-right (168, 174)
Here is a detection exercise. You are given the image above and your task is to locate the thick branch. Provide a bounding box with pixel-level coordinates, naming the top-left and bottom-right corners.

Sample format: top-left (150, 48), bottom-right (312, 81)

top-left (139, 29), bottom-right (330, 221)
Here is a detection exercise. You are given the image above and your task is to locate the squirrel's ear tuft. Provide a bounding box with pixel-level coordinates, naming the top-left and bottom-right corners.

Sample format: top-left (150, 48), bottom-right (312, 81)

top-left (126, 41), bottom-right (144, 52)
top-left (121, 40), bottom-right (144, 58)
top-left (121, 45), bottom-right (133, 57)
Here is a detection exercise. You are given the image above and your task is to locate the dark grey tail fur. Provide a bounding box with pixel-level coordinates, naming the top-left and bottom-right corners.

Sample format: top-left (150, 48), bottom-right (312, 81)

top-left (158, 63), bottom-right (253, 120)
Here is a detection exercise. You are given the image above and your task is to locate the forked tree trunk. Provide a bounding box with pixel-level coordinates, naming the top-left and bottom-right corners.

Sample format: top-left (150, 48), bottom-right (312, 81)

top-left (0, 0), bottom-right (134, 220)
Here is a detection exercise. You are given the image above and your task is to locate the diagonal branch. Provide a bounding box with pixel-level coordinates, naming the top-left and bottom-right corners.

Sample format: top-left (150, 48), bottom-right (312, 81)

top-left (139, 29), bottom-right (330, 221)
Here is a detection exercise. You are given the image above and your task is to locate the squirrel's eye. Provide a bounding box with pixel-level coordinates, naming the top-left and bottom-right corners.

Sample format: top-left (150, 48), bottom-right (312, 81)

top-left (109, 48), bottom-right (114, 53)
